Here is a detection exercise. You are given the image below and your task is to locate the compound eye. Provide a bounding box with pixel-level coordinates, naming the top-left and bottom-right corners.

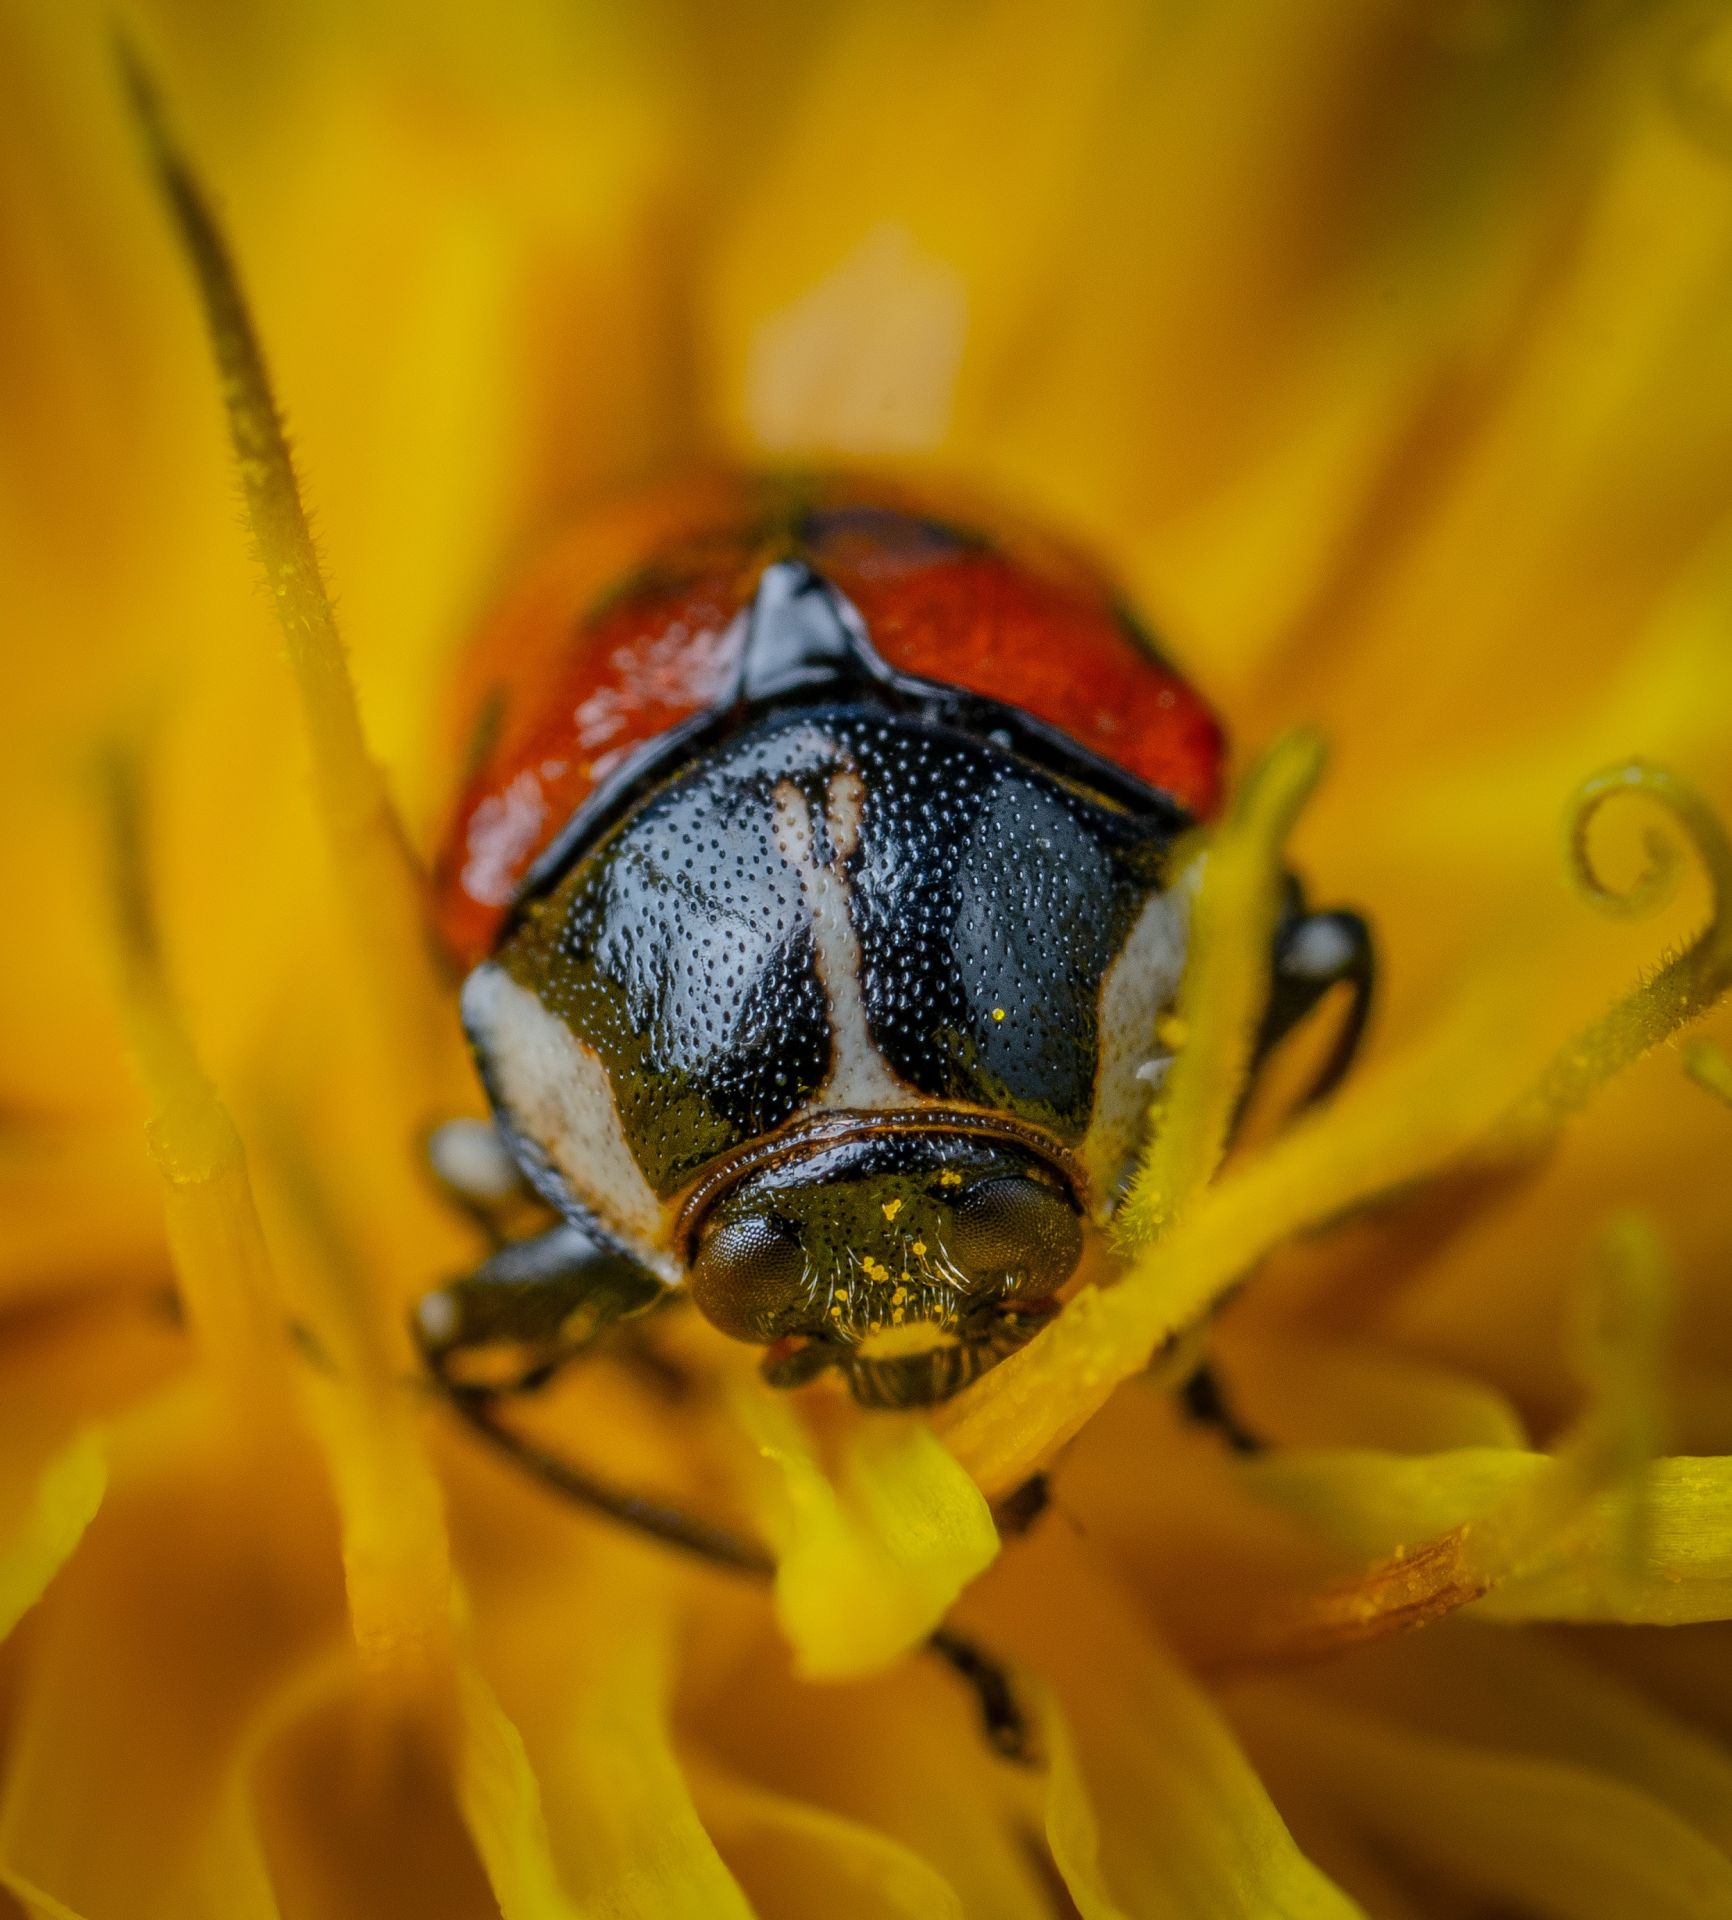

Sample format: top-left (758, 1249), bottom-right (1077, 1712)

top-left (946, 1176), bottom-right (1082, 1297)
top-left (689, 1213), bottom-right (807, 1342)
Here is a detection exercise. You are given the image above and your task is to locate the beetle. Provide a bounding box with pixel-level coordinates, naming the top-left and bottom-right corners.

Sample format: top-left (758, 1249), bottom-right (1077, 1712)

top-left (119, 58), bottom-right (1370, 1757)
top-left (412, 473), bottom-right (1372, 1529)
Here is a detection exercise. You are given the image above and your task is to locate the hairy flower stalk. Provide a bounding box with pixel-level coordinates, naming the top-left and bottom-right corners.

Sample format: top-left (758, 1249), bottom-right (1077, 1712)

top-left (8, 5), bottom-right (1732, 1915)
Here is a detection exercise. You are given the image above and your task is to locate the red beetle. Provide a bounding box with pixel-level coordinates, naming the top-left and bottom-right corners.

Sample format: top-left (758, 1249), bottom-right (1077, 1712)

top-left (123, 56), bottom-right (1370, 1753)
top-left (417, 473), bottom-right (1370, 1440)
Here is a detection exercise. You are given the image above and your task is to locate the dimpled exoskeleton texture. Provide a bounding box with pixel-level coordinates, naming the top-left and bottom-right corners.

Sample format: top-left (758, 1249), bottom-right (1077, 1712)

top-left (839, 710), bottom-right (1170, 1136)
top-left (499, 719), bottom-right (835, 1194)
top-left (496, 704), bottom-right (1176, 1198)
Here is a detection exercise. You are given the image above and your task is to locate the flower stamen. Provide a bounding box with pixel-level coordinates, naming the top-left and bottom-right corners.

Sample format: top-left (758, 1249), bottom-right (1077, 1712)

top-left (120, 40), bottom-right (453, 1114)
top-left (1117, 731), bottom-right (1324, 1249)
top-left (1494, 761), bottom-right (1732, 1149)
top-left (1223, 1214), bottom-right (1669, 1665)
top-left (941, 764), bottom-right (1732, 1498)
top-left (98, 746), bottom-right (286, 1409)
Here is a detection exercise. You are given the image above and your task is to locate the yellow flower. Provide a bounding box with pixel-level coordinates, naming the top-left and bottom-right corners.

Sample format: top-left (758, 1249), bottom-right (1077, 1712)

top-left (8, 3), bottom-right (1732, 1914)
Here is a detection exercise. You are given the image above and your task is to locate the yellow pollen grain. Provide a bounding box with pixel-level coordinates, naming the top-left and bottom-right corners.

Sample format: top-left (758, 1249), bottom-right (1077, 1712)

top-left (992, 1006), bottom-right (1007, 1022)
top-left (939, 1170), bottom-right (963, 1189)
top-left (881, 1198), bottom-right (903, 1221)
top-left (912, 1239), bottom-right (927, 1257)
top-left (891, 1286), bottom-right (908, 1305)
top-left (862, 1255), bottom-right (890, 1284)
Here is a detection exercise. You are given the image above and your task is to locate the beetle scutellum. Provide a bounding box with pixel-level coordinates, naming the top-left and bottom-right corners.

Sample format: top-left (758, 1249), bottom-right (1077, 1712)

top-left (415, 476), bottom-right (1371, 1448)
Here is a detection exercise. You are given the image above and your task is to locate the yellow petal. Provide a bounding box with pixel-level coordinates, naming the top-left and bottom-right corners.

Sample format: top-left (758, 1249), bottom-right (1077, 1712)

top-left (1038, 1688), bottom-right (1115, 1920)
top-left (708, 0), bottom-right (1142, 462)
top-left (248, 1658), bottom-right (499, 1920)
top-left (104, 750), bottom-right (453, 1684)
top-left (734, 1385), bottom-right (997, 1678)
top-left (984, 1532), bottom-right (1364, 1919)
top-left (1234, 1683), bottom-right (1732, 1920)
top-left (0, 1117), bottom-right (162, 1307)
top-left (0, 1294), bottom-right (180, 1649)
top-left (1230, 1451), bottom-right (1732, 1633)
top-left (1486, 1456), bottom-right (1732, 1627)
top-left (1214, 1331), bottom-right (1528, 1452)
top-left (0, 1390), bottom-right (339, 1920)
top-left (1228, 1216), bottom-right (1673, 1654)
top-left (0, 1432), bottom-right (104, 1646)
top-left (694, 1762), bottom-right (964, 1920)
top-left (1303, 1625), bottom-right (1732, 1860)
top-left (99, 752), bottom-right (291, 1423)
top-left (1239, 1444), bottom-right (1535, 1561)
top-left (476, 1570), bottom-right (753, 1920)
top-left (673, 1607), bottom-right (1051, 1919)
top-left (943, 769), bottom-right (1732, 1496)
top-left (453, 1666), bottom-right (583, 1920)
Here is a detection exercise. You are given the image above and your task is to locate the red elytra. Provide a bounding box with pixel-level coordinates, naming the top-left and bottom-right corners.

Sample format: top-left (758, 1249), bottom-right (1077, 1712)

top-left (431, 474), bottom-right (1226, 966)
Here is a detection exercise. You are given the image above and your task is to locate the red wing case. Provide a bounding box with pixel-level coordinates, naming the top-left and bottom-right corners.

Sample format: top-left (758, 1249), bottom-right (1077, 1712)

top-left (432, 475), bottom-right (1224, 965)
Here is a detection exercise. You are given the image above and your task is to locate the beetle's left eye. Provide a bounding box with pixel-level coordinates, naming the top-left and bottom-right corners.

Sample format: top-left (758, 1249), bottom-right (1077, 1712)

top-left (689, 1213), bottom-right (807, 1341)
top-left (945, 1176), bottom-right (1082, 1295)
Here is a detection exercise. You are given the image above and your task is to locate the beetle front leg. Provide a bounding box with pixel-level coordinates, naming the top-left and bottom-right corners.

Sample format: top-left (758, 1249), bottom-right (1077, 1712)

top-left (415, 1218), bottom-right (667, 1393)
top-left (1253, 877), bottom-right (1375, 1109)
top-left (414, 1223), bottom-right (1039, 1755)
top-left (413, 1221), bottom-right (774, 1573)
top-left (424, 1116), bottom-right (541, 1247)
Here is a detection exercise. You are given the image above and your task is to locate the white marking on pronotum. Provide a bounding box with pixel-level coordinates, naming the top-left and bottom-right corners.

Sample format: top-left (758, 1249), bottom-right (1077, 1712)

top-left (771, 769), bottom-right (912, 1110)
top-left (1079, 872), bottom-right (1192, 1217)
top-left (460, 963), bottom-right (677, 1273)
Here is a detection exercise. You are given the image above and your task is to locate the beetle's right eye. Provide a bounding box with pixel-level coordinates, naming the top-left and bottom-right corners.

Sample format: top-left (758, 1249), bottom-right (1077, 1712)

top-left (689, 1214), bottom-right (807, 1342)
top-left (945, 1174), bottom-right (1082, 1296)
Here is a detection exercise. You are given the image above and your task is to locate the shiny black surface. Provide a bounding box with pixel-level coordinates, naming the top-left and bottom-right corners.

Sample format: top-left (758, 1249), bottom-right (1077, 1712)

top-left (843, 709), bottom-right (1167, 1131)
top-left (507, 558), bottom-right (1189, 937)
top-left (689, 1129), bottom-right (1079, 1348)
top-left (495, 703), bottom-right (1178, 1196)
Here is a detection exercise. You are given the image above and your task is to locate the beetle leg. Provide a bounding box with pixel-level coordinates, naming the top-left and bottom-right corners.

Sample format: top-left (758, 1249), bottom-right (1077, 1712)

top-left (927, 1629), bottom-right (1039, 1764)
top-left (414, 1220), bottom-right (774, 1573)
top-left (1253, 877), bottom-right (1375, 1109)
top-left (444, 1385), bottom-right (778, 1576)
top-left (1157, 1320), bottom-right (1264, 1452)
top-left (415, 1218), bottom-right (671, 1393)
top-left (415, 1225), bottom-right (1037, 1757)
top-left (989, 1472), bottom-right (1051, 1537)
top-left (424, 1117), bottom-right (538, 1246)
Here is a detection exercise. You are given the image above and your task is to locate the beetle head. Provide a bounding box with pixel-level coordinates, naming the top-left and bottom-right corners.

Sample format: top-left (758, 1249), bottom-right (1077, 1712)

top-left (685, 1129), bottom-right (1082, 1406)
